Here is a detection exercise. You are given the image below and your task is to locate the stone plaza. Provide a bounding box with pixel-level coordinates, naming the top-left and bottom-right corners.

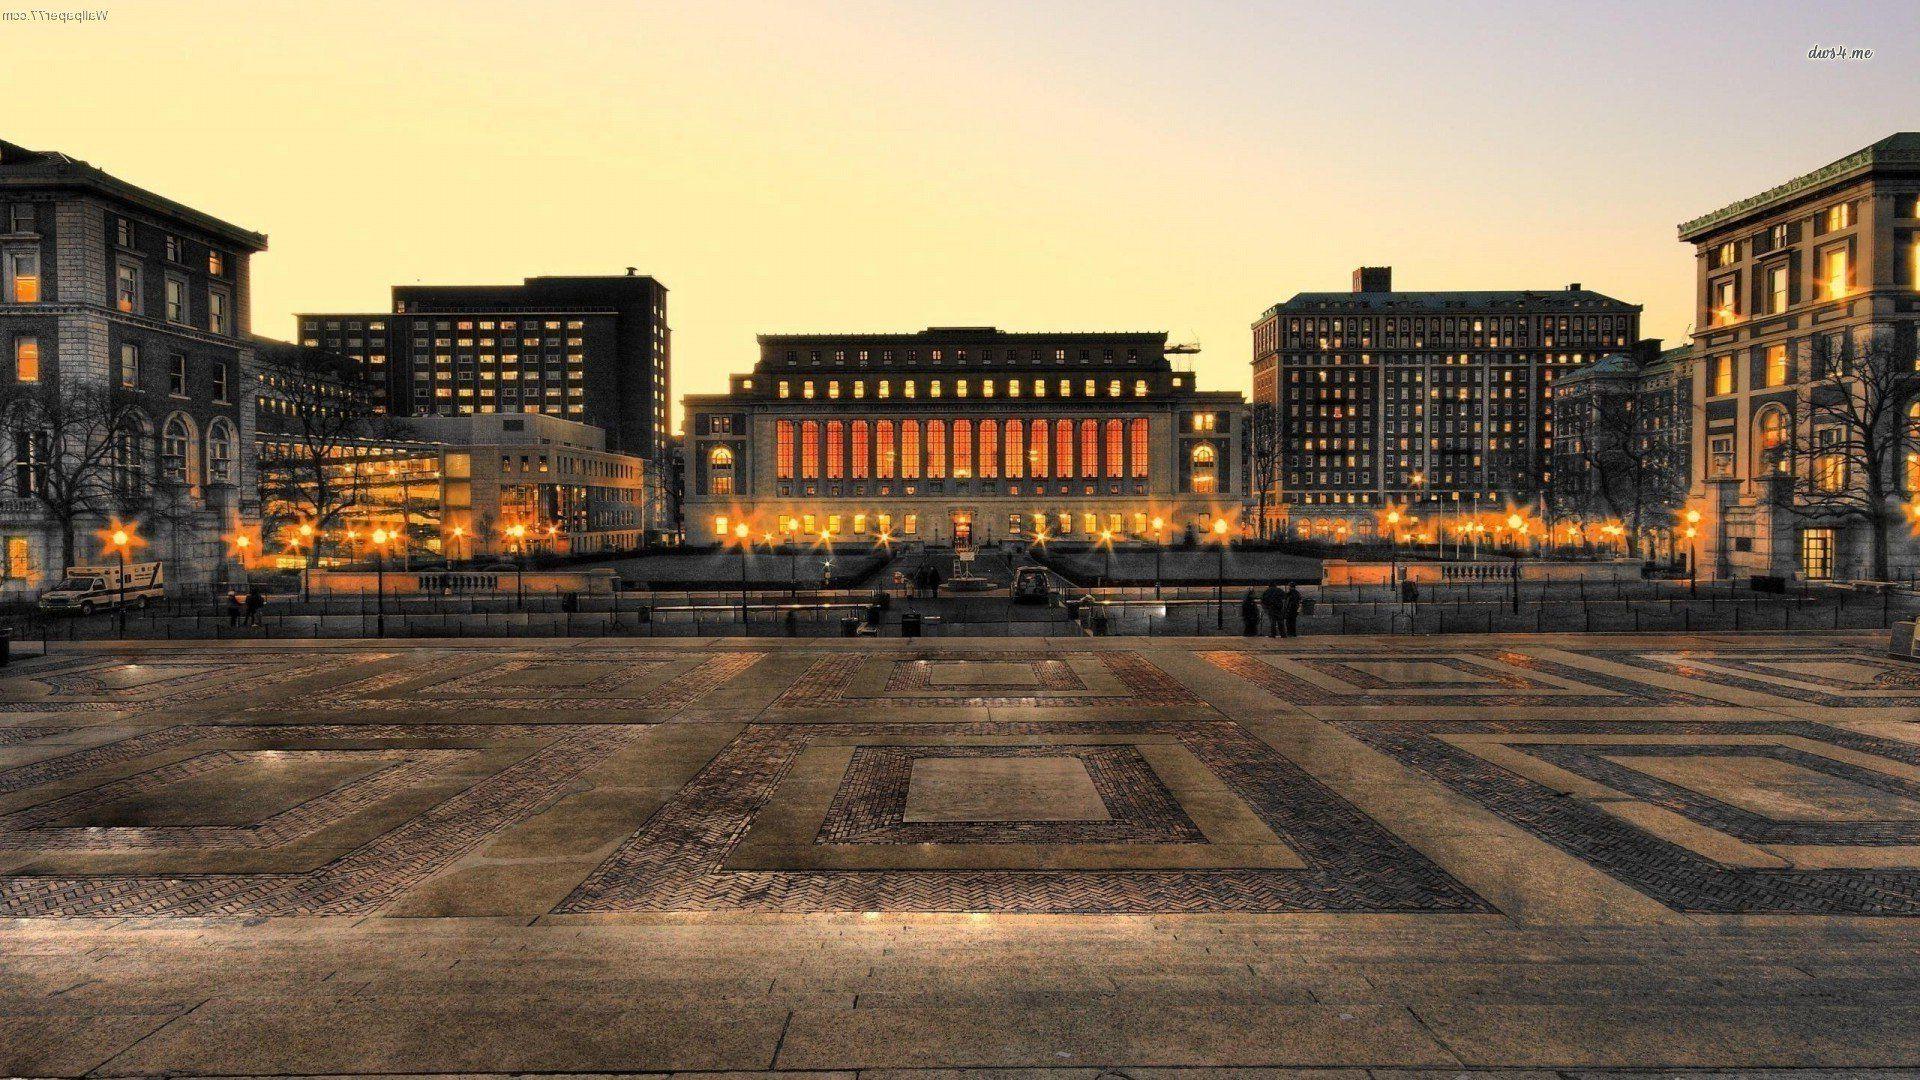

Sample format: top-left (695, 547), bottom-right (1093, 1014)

top-left (5, 632), bottom-right (1920, 1075)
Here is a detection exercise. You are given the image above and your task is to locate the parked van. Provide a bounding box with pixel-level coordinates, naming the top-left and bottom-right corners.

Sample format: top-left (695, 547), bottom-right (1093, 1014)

top-left (38, 562), bottom-right (165, 614)
top-left (1012, 565), bottom-right (1052, 605)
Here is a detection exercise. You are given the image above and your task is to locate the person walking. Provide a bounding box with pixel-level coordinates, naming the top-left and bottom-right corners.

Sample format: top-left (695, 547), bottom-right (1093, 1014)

top-left (244, 586), bottom-right (265, 628)
top-left (1239, 590), bottom-right (1261, 636)
top-left (1283, 583), bottom-right (1304, 638)
top-left (1259, 583), bottom-right (1285, 638)
top-left (226, 592), bottom-right (242, 628)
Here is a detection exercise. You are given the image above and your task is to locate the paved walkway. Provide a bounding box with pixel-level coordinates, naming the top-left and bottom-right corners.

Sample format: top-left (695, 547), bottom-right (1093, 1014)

top-left (3, 632), bottom-right (1920, 1075)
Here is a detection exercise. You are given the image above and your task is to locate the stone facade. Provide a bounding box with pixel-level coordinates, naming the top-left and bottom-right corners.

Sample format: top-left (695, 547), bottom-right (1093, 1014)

top-left (1547, 340), bottom-right (1693, 555)
top-left (1678, 132), bottom-right (1920, 581)
top-left (683, 327), bottom-right (1246, 547)
top-left (1, 140), bottom-right (266, 598)
top-left (1252, 266), bottom-right (1642, 539)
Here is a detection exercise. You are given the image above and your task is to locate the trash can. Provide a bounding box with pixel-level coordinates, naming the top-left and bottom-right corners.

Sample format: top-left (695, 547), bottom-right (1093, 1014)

top-left (840, 615), bottom-right (862, 637)
top-left (901, 612), bottom-right (922, 638)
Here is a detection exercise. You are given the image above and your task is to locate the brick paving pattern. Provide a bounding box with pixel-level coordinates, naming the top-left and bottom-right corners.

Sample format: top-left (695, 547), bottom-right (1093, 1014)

top-left (772, 651), bottom-right (1201, 709)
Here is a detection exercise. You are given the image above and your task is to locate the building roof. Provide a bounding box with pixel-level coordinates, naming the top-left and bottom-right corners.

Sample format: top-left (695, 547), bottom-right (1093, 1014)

top-left (757, 326), bottom-right (1166, 344)
top-left (1678, 132), bottom-right (1920, 239)
top-left (0, 139), bottom-right (268, 250)
top-left (1258, 287), bottom-right (1638, 322)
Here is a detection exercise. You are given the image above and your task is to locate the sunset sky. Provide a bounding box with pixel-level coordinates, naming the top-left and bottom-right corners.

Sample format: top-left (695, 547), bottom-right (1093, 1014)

top-left (10, 0), bottom-right (1917, 429)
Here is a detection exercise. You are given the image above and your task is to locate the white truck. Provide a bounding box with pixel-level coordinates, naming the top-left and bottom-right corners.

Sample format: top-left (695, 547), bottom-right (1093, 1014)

top-left (38, 562), bottom-right (165, 614)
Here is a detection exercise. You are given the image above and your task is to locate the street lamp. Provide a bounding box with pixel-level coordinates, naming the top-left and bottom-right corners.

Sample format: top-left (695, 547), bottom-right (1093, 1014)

top-left (1098, 529), bottom-right (1115, 586)
top-left (505, 523), bottom-right (528, 609)
top-left (1386, 509), bottom-right (1402, 584)
top-left (368, 527), bottom-right (390, 637)
top-left (733, 522), bottom-right (752, 634)
top-left (1684, 508), bottom-right (1702, 595)
top-left (1211, 517), bottom-right (1229, 629)
top-left (1151, 516), bottom-right (1166, 599)
top-left (105, 526), bottom-right (133, 636)
top-left (1505, 513), bottom-right (1526, 613)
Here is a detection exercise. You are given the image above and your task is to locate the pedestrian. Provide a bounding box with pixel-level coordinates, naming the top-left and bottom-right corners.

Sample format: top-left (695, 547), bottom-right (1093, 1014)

top-left (226, 592), bottom-right (242, 628)
top-left (927, 564), bottom-right (942, 599)
top-left (1259, 583), bottom-right (1284, 638)
top-left (1239, 590), bottom-right (1260, 636)
top-left (1400, 577), bottom-right (1419, 605)
top-left (1283, 583), bottom-right (1303, 638)
top-left (244, 585), bottom-right (265, 628)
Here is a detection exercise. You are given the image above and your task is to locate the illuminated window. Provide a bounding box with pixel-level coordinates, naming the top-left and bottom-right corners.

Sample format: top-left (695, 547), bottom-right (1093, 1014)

top-left (12, 336), bottom-right (38, 382)
top-left (714, 515), bottom-right (729, 537)
top-left (853, 513), bottom-right (867, 535)
top-left (828, 380), bottom-right (840, 399)
top-left (1711, 355), bottom-right (1735, 396)
top-left (1817, 246), bottom-right (1852, 300)
top-left (1055, 420), bottom-right (1073, 477)
top-left (1105, 419), bottom-right (1124, 477)
top-left (1814, 426), bottom-right (1847, 491)
top-left (1029, 419), bottom-right (1049, 477)
top-left (1004, 420), bottom-right (1023, 478)
top-left (6, 251), bottom-right (40, 303)
top-left (1083, 512), bottom-right (1098, 535)
top-left (115, 262), bottom-right (140, 312)
top-left (709, 445), bottom-right (735, 495)
top-left (778, 380), bottom-right (790, 398)
top-left (952, 419), bottom-right (972, 477)
top-left (876, 420), bottom-right (895, 478)
top-left (927, 420), bottom-right (947, 478)
top-left (1079, 420), bottom-right (1098, 478)
top-left (878, 379), bottom-right (891, 398)
top-left (903, 513), bottom-right (918, 536)
top-left (979, 419), bottom-right (998, 478)
top-left (851, 420), bottom-right (870, 479)
top-left (902, 420), bottom-right (921, 478)
top-left (1767, 264), bottom-right (1789, 314)
top-left (776, 420), bottom-right (795, 479)
top-left (800, 420), bottom-right (820, 478)
top-left (826, 421), bottom-right (845, 478)
top-left (803, 380), bottom-right (815, 399)
top-left (1191, 443), bottom-right (1218, 493)
top-left (1755, 406), bottom-right (1789, 475)
top-left (1763, 344), bottom-right (1789, 387)
top-left (1134, 379), bottom-right (1148, 397)
top-left (930, 380), bottom-right (942, 398)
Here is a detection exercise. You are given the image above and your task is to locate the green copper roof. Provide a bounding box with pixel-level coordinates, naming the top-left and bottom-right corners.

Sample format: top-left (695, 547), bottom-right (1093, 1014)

top-left (1678, 132), bottom-right (1920, 239)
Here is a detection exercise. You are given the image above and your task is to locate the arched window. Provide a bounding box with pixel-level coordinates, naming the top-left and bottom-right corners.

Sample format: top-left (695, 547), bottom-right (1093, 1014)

top-left (1191, 443), bottom-right (1218, 494)
top-left (205, 418), bottom-right (236, 486)
top-left (161, 414), bottom-right (195, 488)
top-left (1754, 406), bottom-right (1789, 476)
top-left (708, 445), bottom-right (735, 495)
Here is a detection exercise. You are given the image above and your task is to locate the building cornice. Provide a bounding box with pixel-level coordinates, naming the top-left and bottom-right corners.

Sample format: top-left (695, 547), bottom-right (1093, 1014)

top-left (1678, 133), bottom-right (1920, 239)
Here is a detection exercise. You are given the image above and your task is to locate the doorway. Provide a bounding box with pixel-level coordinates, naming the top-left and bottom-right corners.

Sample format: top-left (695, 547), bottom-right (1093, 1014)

top-left (1801, 528), bottom-right (1835, 581)
top-left (950, 511), bottom-right (973, 549)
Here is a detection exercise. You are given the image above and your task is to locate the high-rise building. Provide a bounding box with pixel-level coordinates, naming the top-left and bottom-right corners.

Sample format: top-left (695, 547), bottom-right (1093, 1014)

top-left (682, 326), bottom-right (1246, 546)
top-left (1547, 340), bottom-right (1693, 554)
top-left (1, 139), bottom-right (267, 596)
top-left (1251, 266), bottom-right (1641, 538)
top-left (296, 272), bottom-right (670, 459)
top-left (1678, 133), bottom-right (1920, 582)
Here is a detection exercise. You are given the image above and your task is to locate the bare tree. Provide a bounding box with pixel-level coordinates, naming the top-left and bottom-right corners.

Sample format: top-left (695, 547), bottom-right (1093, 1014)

top-left (1774, 329), bottom-right (1920, 581)
top-left (252, 348), bottom-right (384, 568)
top-left (1247, 401), bottom-right (1280, 541)
top-left (1554, 383), bottom-right (1687, 558)
top-left (0, 380), bottom-right (150, 573)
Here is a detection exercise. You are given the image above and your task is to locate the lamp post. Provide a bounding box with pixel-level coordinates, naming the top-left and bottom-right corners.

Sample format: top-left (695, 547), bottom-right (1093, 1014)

top-left (505, 523), bottom-right (527, 608)
top-left (1151, 516), bottom-right (1165, 599)
top-left (733, 522), bottom-right (751, 634)
top-left (1385, 509), bottom-right (1401, 585)
top-left (450, 525), bottom-right (465, 566)
top-left (106, 527), bottom-right (132, 636)
top-left (1506, 513), bottom-right (1526, 613)
top-left (296, 523), bottom-right (316, 602)
top-left (1099, 529), bottom-right (1115, 586)
top-left (1684, 509), bottom-right (1702, 595)
top-left (368, 527), bottom-right (390, 637)
top-left (1211, 517), bottom-right (1229, 630)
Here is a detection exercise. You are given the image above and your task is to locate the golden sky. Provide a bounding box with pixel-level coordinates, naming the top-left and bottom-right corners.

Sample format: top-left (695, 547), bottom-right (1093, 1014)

top-left (10, 0), bottom-right (1917, 430)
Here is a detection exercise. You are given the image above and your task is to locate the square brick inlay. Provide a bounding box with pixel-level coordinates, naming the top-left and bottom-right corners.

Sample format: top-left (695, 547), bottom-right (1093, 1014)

top-left (0, 651), bottom-right (390, 713)
top-left (817, 745), bottom-right (1205, 844)
top-left (774, 651), bottom-right (1198, 709)
top-left (1578, 646), bottom-right (1920, 706)
top-left (1207, 649), bottom-right (1726, 708)
top-left (557, 719), bottom-right (1487, 913)
top-left (883, 659), bottom-right (1086, 694)
top-left (0, 722), bottom-right (647, 917)
top-left (1341, 718), bottom-right (1920, 914)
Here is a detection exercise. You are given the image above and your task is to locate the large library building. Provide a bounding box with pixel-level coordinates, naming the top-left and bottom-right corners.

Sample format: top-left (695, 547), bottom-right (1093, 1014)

top-left (682, 327), bottom-right (1247, 547)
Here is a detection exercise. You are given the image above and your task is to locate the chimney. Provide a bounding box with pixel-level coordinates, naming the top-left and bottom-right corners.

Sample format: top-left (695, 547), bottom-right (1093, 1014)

top-left (1352, 266), bottom-right (1391, 293)
top-left (1566, 282), bottom-right (1581, 292)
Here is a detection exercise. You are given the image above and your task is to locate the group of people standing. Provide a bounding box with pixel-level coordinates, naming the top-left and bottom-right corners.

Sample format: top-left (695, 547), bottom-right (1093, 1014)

top-left (1241, 583), bottom-right (1305, 638)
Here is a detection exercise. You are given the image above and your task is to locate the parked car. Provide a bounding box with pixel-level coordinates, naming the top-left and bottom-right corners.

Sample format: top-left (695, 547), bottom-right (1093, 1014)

top-left (38, 562), bottom-right (165, 614)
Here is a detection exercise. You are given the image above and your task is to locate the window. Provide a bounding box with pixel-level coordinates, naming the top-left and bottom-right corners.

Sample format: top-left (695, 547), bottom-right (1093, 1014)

top-left (978, 419), bottom-right (998, 478)
top-left (1710, 278), bottom-right (1737, 324)
top-left (903, 513), bottom-right (918, 536)
top-left (1825, 203), bottom-right (1853, 231)
top-left (1766, 263), bottom-right (1789, 314)
top-left (208, 288), bottom-right (229, 335)
top-left (825, 421), bottom-right (845, 478)
top-left (13, 336), bottom-right (38, 382)
top-left (114, 261), bottom-right (144, 313)
top-left (1055, 420), bottom-right (1074, 477)
top-left (1029, 419), bottom-right (1048, 477)
top-left (212, 361), bottom-right (229, 402)
top-left (115, 217), bottom-right (132, 247)
top-left (777, 380), bottom-right (790, 398)
top-left (1761, 343), bottom-right (1790, 388)
top-left (161, 415), bottom-right (193, 487)
top-left (775, 420), bottom-right (795, 479)
top-left (1711, 355), bottom-right (1735, 396)
top-left (1707, 433), bottom-right (1735, 479)
top-left (1104, 419), bottom-right (1124, 477)
top-left (876, 420), bottom-right (895, 478)
top-left (206, 420), bottom-right (235, 485)
top-left (1003, 420), bottom-right (1022, 478)
top-left (851, 420), bottom-right (870, 479)
top-left (164, 277), bottom-right (187, 323)
top-left (926, 420), bottom-right (946, 478)
top-left (5, 250), bottom-right (39, 303)
top-left (1079, 420), bottom-right (1098, 477)
top-left (169, 354), bottom-right (187, 395)
top-left (708, 445), bottom-right (735, 495)
top-left (13, 428), bottom-right (48, 496)
top-left (5, 204), bottom-right (31, 233)
top-left (1191, 443), bottom-right (1218, 493)
top-left (1802, 528), bottom-right (1835, 581)
top-left (118, 343), bottom-right (139, 387)
top-left (208, 250), bottom-right (225, 277)
top-left (901, 420), bottom-right (921, 478)
top-left (1129, 418), bottom-right (1149, 478)
top-left (1818, 245), bottom-right (1851, 300)
top-left (714, 515), bottom-right (729, 538)
top-left (952, 419), bottom-right (972, 477)
top-left (1814, 426), bottom-right (1846, 492)
top-left (800, 420), bottom-right (820, 478)
top-left (1755, 406), bottom-right (1789, 475)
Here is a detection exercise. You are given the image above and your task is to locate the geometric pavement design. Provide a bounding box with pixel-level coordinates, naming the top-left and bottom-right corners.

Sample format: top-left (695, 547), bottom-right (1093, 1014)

top-left (770, 651), bottom-right (1201, 709)
top-left (1205, 648), bottom-right (1732, 708)
top-left (0, 722), bottom-right (648, 917)
top-left (1340, 718), bottom-right (1920, 914)
top-left (556, 718), bottom-right (1490, 914)
top-left (1573, 644), bottom-right (1920, 707)
top-left (299, 649), bottom-right (764, 712)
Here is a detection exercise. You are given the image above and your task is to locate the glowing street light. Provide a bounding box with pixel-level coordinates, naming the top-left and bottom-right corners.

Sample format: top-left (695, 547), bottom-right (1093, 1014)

top-left (1685, 508), bottom-right (1702, 594)
top-left (367, 527), bottom-right (392, 637)
top-left (732, 521), bottom-right (752, 634)
top-left (105, 525), bottom-right (135, 635)
top-left (505, 523), bottom-right (529, 608)
top-left (1211, 517), bottom-right (1230, 630)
